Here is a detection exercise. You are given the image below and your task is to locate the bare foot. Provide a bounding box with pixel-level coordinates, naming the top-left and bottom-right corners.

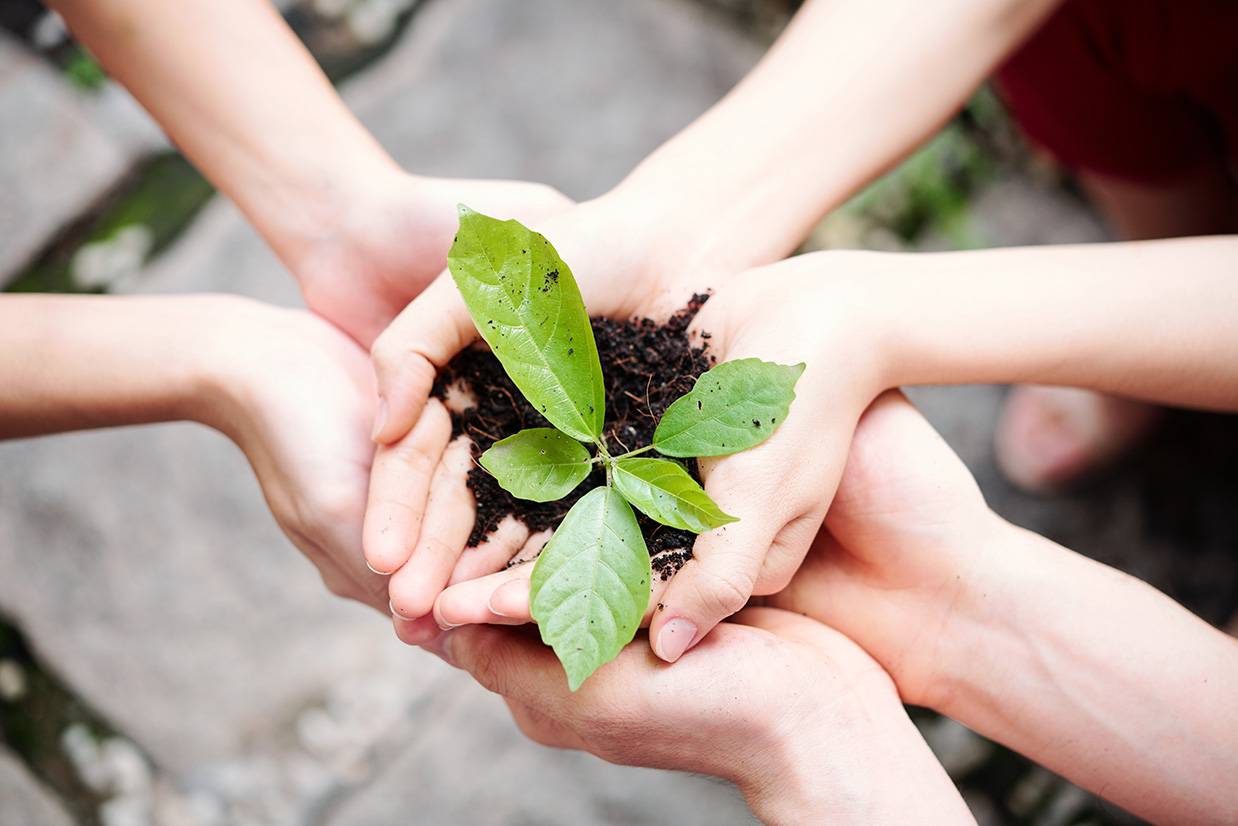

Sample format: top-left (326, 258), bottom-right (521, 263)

top-left (995, 386), bottom-right (1164, 492)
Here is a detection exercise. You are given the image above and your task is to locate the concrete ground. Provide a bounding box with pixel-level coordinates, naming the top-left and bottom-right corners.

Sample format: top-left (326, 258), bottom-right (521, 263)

top-left (2, 1), bottom-right (1236, 824)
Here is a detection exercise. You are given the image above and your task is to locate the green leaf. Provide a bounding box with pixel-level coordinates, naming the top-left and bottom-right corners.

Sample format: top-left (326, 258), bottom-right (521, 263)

top-left (653, 358), bottom-right (805, 457)
top-left (530, 487), bottom-right (651, 691)
top-left (613, 457), bottom-right (737, 533)
top-left (448, 205), bottom-right (604, 443)
top-left (479, 428), bottom-right (593, 502)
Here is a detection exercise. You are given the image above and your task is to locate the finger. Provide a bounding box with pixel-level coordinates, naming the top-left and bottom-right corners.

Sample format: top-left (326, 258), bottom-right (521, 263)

top-left (370, 272), bottom-right (478, 445)
top-left (387, 434), bottom-right (477, 619)
top-left (648, 443), bottom-right (827, 664)
top-left (362, 398), bottom-right (453, 574)
top-left (436, 526), bottom-right (550, 626)
top-left (393, 612), bottom-right (442, 647)
top-left (447, 516), bottom-right (530, 585)
top-left (435, 565), bottom-right (534, 628)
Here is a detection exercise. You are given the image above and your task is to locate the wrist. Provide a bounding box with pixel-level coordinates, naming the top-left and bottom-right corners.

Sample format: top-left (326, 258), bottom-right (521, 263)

top-left (738, 690), bottom-right (972, 825)
top-left (172, 295), bottom-right (274, 444)
top-left (911, 514), bottom-right (1041, 714)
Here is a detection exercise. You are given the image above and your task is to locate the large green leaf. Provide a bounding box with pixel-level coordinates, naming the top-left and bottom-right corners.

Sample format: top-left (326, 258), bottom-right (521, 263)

top-left (613, 457), bottom-right (737, 533)
top-left (479, 428), bottom-right (593, 502)
top-left (448, 205), bottom-right (604, 443)
top-left (653, 358), bottom-right (805, 457)
top-left (530, 487), bottom-right (651, 691)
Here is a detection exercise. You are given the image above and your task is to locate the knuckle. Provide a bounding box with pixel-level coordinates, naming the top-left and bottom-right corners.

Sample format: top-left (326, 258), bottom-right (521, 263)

top-left (689, 563), bottom-right (758, 620)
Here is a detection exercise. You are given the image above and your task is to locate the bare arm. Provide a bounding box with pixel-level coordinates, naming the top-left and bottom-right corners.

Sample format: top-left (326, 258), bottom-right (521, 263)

top-left (46, 0), bottom-right (396, 268)
top-left (604, 0), bottom-right (1063, 270)
top-left (774, 392), bottom-right (1238, 826)
top-left (866, 235), bottom-right (1238, 410)
top-left (45, 0), bottom-right (571, 345)
top-left (0, 294), bottom-right (390, 609)
top-left (0, 294), bottom-right (218, 438)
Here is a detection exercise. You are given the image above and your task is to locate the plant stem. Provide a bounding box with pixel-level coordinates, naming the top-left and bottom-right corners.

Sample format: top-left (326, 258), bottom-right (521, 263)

top-left (611, 444), bottom-right (657, 461)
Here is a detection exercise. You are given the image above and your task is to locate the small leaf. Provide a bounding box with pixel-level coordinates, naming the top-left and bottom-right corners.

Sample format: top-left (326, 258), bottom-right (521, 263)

top-left (530, 487), bottom-right (651, 691)
top-left (479, 428), bottom-right (593, 502)
top-left (653, 358), bottom-right (805, 457)
top-left (448, 205), bottom-right (605, 443)
top-left (613, 457), bottom-right (737, 533)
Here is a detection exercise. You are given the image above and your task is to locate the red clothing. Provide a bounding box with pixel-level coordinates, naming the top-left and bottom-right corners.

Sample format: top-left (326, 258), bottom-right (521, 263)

top-left (996, 0), bottom-right (1238, 184)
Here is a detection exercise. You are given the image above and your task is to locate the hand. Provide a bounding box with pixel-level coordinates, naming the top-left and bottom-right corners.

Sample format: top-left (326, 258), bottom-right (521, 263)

top-left (428, 253), bottom-right (891, 661)
top-left (424, 606), bottom-right (973, 825)
top-left (763, 389), bottom-right (1001, 708)
top-left (198, 297), bottom-right (391, 611)
top-left (292, 172), bottom-right (572, 347)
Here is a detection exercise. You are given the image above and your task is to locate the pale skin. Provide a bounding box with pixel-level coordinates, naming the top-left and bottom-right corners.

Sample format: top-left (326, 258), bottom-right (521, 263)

top-left (0, 294), bottom-right (391, 611)
top-left (367, 0), bottom-right (1067, 650)
top-left (428, 235), bottom-right (1238, 654)
top-left (427, 392), bottom-right (1238, 826)
top-left (422, 608), bottom-right (977, 826)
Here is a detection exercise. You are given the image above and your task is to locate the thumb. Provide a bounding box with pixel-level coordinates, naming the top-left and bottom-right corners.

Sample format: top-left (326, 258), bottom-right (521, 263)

top-left (648, 447), bottom-right (825, 663)
top-left (370, 272), bottom-right (477, 445)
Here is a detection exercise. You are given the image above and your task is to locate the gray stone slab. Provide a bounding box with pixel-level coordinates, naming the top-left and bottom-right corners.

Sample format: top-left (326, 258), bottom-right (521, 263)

top-left (345, 0), bottom-right (763, 200)
top-left (0, 31), bottom-right (165, 283)
top-left (0, 745), bottom-right (74, 826)
top-left (324, 671), bottom-right (757, 826)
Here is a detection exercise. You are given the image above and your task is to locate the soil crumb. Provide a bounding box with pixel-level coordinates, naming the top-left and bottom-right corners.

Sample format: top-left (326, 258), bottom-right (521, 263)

top-left (432, 294), bottom-right (713, 576)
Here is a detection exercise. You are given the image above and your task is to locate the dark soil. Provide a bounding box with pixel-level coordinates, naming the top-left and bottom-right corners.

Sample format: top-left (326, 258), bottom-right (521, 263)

top-left (432, 294), bottom-right (714, 577)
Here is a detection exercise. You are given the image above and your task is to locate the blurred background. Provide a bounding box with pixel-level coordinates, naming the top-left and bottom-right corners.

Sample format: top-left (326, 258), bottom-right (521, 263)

top-left (2, 0), bottom-right (1236, 824)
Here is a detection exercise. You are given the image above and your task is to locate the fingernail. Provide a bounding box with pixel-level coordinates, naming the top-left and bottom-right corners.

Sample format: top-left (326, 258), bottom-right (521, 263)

top-left (368, 559), bottom-right (392, 576)
top-left (655, 619), bottom-right (697, 663)
top-left (421, 628), bottom-right (457, 667)
top-left (371, 397), bottom-right (389, 441)
top-left (436, 616), bottom-right (463, 631)
top-left (390, 601), bottom-right (419, 622)
top-left (486, 596), bottom-right (514, 618)
top-left (487, 579), bottom-right (531, 618)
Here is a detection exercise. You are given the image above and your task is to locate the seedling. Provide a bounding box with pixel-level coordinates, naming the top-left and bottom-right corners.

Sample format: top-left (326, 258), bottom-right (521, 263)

top-left (448, 205), bottom-right (803, 689)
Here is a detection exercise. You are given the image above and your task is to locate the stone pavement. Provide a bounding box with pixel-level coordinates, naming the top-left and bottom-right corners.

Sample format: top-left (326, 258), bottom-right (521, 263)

top-left (3, 0), bottom-right (1236, 824)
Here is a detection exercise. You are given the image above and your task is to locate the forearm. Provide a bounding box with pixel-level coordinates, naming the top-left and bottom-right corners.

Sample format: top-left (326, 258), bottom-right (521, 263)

top-left (0, 295), bottom-right (227, 439)
top-left (933, 523), bottom-right (1238, 825)
top-left (864, 236), bottom-right (1238, 410)
top-left (48, 0), bottom-right (398, 264)
top-left (604, 0), bottom-right (1060, 270)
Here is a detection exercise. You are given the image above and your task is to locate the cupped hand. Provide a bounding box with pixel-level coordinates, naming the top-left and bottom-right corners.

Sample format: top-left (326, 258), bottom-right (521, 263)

top-left (293, 172), bottom-right (572, 348)
top-left (423, 606), bottom-right (972, 825)
top-left (201, 297), bottom-right (390, 611)
top-left (365, 196), bottom-right (732, 632)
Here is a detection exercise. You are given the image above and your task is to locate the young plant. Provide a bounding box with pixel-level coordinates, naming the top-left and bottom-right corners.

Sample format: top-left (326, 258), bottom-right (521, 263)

top-left (447, 205), bottom-right (803, 689)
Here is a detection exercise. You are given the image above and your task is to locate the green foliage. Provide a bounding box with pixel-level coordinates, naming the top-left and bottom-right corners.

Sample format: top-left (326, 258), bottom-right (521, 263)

top-left (613, 458), bottom-right (737, 533)
top-left (448, 205), bottom-right (604, 442)
top-left (479, 428), bottom-right (592, 502)
top-left (447, 207), bottom-right (802, 688)
top-left (529, 488), bottom-right (651, 691)
top-left (653, 359), bottom-right (804, 457)
top-left (62, 47), bottom-right (107, 92)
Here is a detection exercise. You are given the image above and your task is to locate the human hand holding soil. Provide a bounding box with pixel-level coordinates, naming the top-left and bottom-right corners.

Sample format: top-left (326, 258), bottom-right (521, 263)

top-left (425, 255), bottom-right (885, 663)
top-left (365, 194), bottom-right (740, 638)
top-left (421, 607), bottom-right (975, 826)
